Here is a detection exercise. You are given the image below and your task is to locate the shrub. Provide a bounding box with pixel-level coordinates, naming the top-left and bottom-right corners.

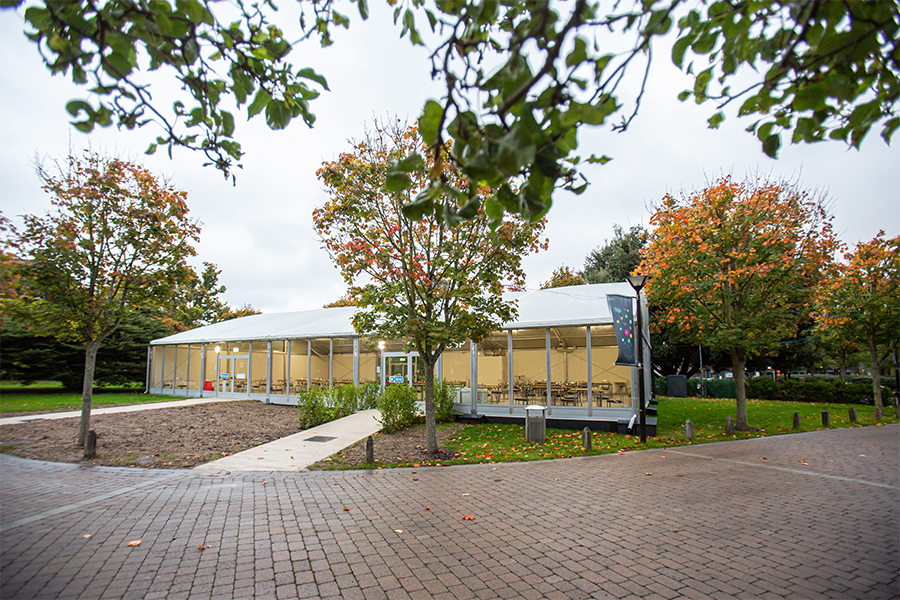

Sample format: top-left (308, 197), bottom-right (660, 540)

top-left (377, 384), bottom-right (418, 433)
top-left (434, 379), bottom-right (458, 423)
top-left (357, 382), bottom-right (380, 410)
top-left (330, 384), bottom-right (358, 420)
top-left (297, 387), bottom-right (332, 429)
top-left (653, 375), bottom-right (887, 404)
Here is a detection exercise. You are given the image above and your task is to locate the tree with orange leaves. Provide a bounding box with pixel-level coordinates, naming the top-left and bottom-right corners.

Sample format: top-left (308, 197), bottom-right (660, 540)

top-left (639, 175), bottom-right (838, 430)
top-left (813, 232), bottom-right (900, 418)
top-left (314, 120), bottom-right (547, 453)
top-left (2, 150), bottom-right (200, 448)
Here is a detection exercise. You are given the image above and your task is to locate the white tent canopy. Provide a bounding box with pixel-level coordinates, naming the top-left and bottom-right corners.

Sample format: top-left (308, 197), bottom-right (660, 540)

top-left (149, 283), bottom-right (637, 345)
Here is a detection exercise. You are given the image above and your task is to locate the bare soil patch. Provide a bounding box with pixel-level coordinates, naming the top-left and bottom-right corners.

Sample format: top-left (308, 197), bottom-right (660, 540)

top-left (309, 421), bottom-right (465, 469)
top-left (0, 401), bottom-right (301, 469)
top-left (0, 402), bottom-right (465, 469)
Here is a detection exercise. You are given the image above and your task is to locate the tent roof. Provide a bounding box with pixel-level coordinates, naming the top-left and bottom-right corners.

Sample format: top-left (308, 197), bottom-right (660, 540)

top-left (149, 282), bottom-right (636, 346)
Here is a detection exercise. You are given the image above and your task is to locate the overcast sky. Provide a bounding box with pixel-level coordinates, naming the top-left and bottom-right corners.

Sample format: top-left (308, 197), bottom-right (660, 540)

top-left (2, 3), bottom-right (898, 315)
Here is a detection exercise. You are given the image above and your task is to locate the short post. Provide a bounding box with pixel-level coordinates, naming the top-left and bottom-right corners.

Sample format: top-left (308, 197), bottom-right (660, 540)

top-left (725, 416), bottom-right (734, 436)
top-left (365, 435), bottom-right (374, 464)
top-left (821, 409), bottom-right (830, 427)
top-left (848, 407), bottom-right (857, 423)
top-left (582, 427), bottom-right (592, 452)
top-left (792, 412), bottom-right (801, 430)
top-left (83, 430), bottom-right (97, 459)
top-left (685, 419), bottom-right (694, 442)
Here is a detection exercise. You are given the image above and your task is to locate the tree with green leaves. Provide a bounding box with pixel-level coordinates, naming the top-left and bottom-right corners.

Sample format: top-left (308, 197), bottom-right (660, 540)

top-left (539, 266), bottom-right (586, 289)
top-left (8, 0), bottom-right (897, 217)
top-left (313, 121), bottom-right (547, 453)
top-left (813, 232), bottom-right (900, 418)
top-left (165, 261), bottom-right (259, 331)
top-left (583, 224), bottom-right (648, 283)
top-left (638, 175), bottom-right (838, 429)
top-left (2, 149), bottom-right (200, 448)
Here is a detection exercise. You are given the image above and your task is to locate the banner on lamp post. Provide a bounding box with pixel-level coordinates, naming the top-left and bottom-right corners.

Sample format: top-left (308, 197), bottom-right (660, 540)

top-left (607, 294), bottom-right (637, 366)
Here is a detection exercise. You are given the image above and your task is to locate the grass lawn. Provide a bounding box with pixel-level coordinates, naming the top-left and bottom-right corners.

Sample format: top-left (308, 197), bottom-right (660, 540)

top-left (354, 396), bottom-right (899, 469)
top-left (0, 382), bottom-right (180, 413)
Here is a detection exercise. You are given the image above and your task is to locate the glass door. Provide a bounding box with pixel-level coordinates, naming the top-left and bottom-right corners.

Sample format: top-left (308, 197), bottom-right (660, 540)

top-left (217, 356), bottom-right (250, 395)
top-left (385, 354), bottom-right (408, 386)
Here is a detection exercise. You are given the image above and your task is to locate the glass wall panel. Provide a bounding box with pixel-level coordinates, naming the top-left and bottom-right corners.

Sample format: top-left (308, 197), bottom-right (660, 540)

top-left (478, 332), bottom-right (509, 404)
top-left (358, 338), bottom-right (379, 384)
top-left (216, 341), bottom-right (250, 355)
top-left (271, 341), bottom-right (288, 395)
top-left (511, 329), bottom-right (546, 405)
top-left (440, 346), bottom-right (470, 388)
top-left (163, 346), bottom-right (176, 389)
top-left (309, 339), bottom-right (331, 387)
top-left (204, 346), bottom-right (217, 392)
top-left (591, 325), bottom-right (632, 408)
top-left (290, 340), bottom-right (309, 394)
top-left (151, 346), bottom-right (164, 388)
top-left (251, 342), bottom-right (268, 393)
top-left (175, 345), bottom-right (190, 390)
top-left (549, 327), bottom-right (587, 407)
top-left (332, 337), bottom-right (355, 386)
top-left (185, 345), bottom-right (203, 391)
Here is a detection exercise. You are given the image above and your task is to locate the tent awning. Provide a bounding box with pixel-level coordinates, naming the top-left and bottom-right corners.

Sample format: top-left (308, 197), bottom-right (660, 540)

top-left (149, 282), bottom-right (636, 346)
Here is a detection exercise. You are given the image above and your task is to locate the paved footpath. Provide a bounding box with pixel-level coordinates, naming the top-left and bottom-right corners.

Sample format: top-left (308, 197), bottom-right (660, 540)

top-left (1, 425), bottom-right (897, 600)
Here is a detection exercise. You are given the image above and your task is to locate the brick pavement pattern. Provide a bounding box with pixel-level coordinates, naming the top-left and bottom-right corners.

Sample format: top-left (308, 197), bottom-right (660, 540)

top-left (1, 425), bottom-right (898, 599)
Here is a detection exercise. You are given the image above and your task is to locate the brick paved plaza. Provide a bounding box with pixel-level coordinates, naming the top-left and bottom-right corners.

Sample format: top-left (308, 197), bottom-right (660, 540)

top-left (2, 425), bottom-right (898, 599)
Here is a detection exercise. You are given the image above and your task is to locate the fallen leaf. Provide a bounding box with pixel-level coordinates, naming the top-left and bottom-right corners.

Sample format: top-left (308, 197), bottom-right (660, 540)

top-left (494, 479), bottom-right (502, 482)
top-left (82, 534), bottom-right (92, 539)
top-left (424, 506), bottom-right (431, 510)
top-left (257, 457), bottom-right (264, 460)
top-left (761, 457), bottom-right (768, 460)
top-left (676, 474), bottom-right (684, 477)
top-left (462, 493), bottom-right (469, 497)
top-left (126, 539), bottom-right (141, 547)
top-left (198, 544), bottom-right (212, 549)
top-left (859, 454), bottom-right (866, 457)
top-left (412, 478), bottom-right (418, 481)
top-left (645, 473), bottom-right (653, 476)
top-left (462, 515), bottom-right (475, 520)
top-left (412, 464), bottom-right (420, 468)
top-left (348, 529), bottom-right (357, 533)
top-left (798, 460), bottom-right (810, 465)
top-left (555, 478), bottom-right (560, 481)
top-left (343, 507), bottom-right (350, 511)
top-left (393, 529), bottom-right (403, 533)
top-left (334, 483), bottom-right (340, 486)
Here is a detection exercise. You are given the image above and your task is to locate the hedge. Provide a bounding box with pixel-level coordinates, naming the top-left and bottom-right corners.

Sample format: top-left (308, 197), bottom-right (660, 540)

top-left (653, 376), bottom-right (892, 405)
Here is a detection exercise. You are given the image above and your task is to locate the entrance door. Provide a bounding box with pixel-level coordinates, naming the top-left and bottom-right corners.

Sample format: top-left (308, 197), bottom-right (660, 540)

top-left (381, 352), bottom-right (439, 401)
top-left (217, 355), bottom-right (250, 395)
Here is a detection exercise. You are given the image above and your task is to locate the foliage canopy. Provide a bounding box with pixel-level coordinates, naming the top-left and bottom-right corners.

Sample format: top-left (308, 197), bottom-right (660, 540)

top-left (8, 0), bottom-right (897, 217)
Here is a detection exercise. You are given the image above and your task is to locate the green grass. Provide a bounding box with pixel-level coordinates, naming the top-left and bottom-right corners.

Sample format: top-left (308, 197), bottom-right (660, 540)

top-left (0, 384), bottom-right (181, 414)
top-left (320, 396), bottom-right (899, 470)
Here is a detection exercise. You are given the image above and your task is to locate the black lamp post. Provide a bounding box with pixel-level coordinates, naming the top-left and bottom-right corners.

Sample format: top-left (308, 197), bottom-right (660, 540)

top-left (627, 274), bottom-right (649, 443)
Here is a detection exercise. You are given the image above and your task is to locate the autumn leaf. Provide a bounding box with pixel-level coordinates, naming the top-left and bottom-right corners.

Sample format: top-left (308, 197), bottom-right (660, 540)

top-left (82, 534), bottom-right (92, 539)
top-left (462, 515), bottom-right (475, 521)
top-left (393, 529), bottom-right (403, 533)
top-left (343, 507), bottom-right (350, 511)
top-left (126, 539), bottom-right (142, 547)
top-left (424, 506), bottom-right (431, 510)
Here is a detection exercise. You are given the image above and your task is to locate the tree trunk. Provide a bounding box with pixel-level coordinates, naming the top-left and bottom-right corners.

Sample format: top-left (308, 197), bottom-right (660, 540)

top-left (423, 359), bottom-right (438, 454)
top-left (868, 333), bottom-right (883, 417)
top-left (730, 348), bottom-right (749, 430)
top-left (838, 348), bottom-right (846, 380)
top-left (77, 338), bottom-right (102, 447)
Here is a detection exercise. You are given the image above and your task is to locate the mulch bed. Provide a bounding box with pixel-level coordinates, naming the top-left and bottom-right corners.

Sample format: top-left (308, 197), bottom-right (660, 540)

top-left (0, 401), bottom-right (464, 469)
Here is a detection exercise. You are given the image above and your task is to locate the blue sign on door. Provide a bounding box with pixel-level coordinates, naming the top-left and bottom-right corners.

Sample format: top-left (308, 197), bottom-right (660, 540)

top-left (388, 375), bottom-right (404, 384)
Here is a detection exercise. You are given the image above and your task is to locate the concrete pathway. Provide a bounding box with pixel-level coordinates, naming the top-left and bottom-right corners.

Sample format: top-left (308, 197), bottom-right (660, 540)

top-left (1, 425), bottom-right (897, 600)
top-left (0, 396), bottom-right (247, 426)
top-left (194, 410), bottom-right (383, 472)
